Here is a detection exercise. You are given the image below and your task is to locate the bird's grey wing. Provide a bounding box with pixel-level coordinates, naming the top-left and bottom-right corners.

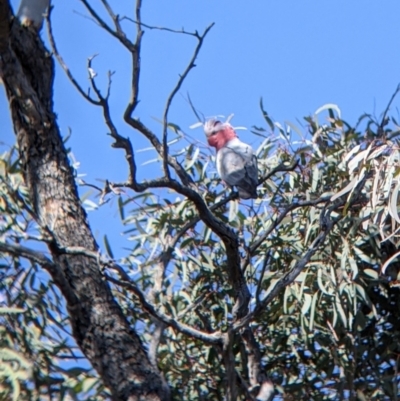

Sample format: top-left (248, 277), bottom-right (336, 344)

top-left (244, 154), bottom-right (258, 186)
top-left (217, 147), bottom-right (247, 187)
top-left (218, 149), bottom-right (258, 198)
top-left (237, 154), bottom-right (258, 198)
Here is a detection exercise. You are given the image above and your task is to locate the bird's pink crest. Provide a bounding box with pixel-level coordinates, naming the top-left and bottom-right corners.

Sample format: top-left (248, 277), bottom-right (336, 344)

top-left (204, 119), bottom-right (238, 151)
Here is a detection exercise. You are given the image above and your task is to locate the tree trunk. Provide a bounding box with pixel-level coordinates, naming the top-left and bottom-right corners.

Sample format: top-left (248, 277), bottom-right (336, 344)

top-left (0, 2), bottom-right (169, 400)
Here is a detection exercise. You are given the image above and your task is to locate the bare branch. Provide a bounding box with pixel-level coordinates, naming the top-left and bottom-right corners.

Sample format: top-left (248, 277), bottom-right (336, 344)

top-left (379, 82), bottom-right (400, 135)
top-left (186, 92), bottom-right (204, 123)
top-left (121, 16), bottom-right (204, 37)
top-left (105, 273), bottom-right (222, 345)
top-left (46, 6), bottom-right (100, 105)
top-left (162, 23), bottom-right (214, 178)
top-left (123, 0), bottom-right (143, 117)
top-left (86, 54), bottom-right (114, 103)
top-left (79, 0), bottom-right (135, 51)
top-left (99, 0), bottom-right (124, 36)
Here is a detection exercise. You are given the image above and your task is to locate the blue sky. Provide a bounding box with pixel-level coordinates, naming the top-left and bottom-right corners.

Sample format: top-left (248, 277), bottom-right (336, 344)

top-left (2, 0), bottom-right (400, 255)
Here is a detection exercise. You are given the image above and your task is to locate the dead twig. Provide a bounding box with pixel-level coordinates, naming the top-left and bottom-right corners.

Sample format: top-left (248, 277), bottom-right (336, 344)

top-left (46, 6), bottom-right (100, 105)
top-left (162, 23), bottom-right (214, 179)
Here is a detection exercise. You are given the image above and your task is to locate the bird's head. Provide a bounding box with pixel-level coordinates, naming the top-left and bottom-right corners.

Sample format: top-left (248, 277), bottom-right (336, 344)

top-left (204, 119), bottom-right (237, 150)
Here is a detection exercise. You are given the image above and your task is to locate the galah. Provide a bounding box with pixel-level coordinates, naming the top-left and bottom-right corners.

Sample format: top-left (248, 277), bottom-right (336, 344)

top-left (204, 119), bottom-right (258, 199)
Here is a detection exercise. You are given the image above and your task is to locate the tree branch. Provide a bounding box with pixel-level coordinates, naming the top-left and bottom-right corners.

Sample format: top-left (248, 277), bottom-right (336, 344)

top-left (257, 159), bottom-right (299, 186)
top-left (80, 0), bottom-right (135, 51)
top-left (379, 82), bottom-right (400, 136)
top-left (105, 273), bottom-right (222, 345)
top-left (46, 6), bottom-right (100, 105)
top-left (246, 195), bottom-right (331, 259)
top-left (121, 16), bottom-right (206, 37)
top-left (233, 205), bottom-right (339, 332)
top-left (39, 244), bottom-right (223, 345)
top-left (162, 23), bottom-right (214, 179)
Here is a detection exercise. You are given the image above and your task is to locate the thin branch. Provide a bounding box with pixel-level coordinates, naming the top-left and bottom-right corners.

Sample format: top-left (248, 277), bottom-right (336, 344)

top-left (379, 83), bottom-right (400, 135)
top-left (86, 54), bottom-right (114, 103)
top-left (247, 195), bottom-right (331, 258)
top-left (176, 292), bottom-right (212, 320)
top-left (162, 22), bottom-right (214, 178)
top-left (123, 0), bottom-right (143, 117)
top-left (258, 159), bottom-right (299, 186)
top-left (186, 92), bottom-right (204, 123)
top-left (45, 244), bottom-right (222, 344)
top-left (79, 0), bottom-right (135, 51)
top-left (105, 273), bottom-right (222, 345)
top-left (233, 206), bottom-right (339, 332)
top-left (46, 6), bottom-right (100, 105)
top-left (99, 0), bottom-right (124, 36)
top-left (121, 16), bottom-right (203, 37)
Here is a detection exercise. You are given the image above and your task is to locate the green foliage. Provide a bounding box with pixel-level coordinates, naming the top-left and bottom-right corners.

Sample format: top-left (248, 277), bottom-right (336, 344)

top-left (2, 103), bottom-right (400, 400)
top-left (0, 151), bottom-right (109, 400)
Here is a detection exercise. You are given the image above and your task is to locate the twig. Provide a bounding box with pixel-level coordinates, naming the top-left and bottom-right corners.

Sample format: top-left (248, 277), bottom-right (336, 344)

top-left (177, 292), bottom-right (213, 320)
top-left (123, 0), bottom-right (143, 118)
top-left (379, 83), bottom-right (400, 135)
top-left (162, 23), bottom-right (214, 178)
top-left (233, 206), bottom-right (339, 332)
top-left (248, 195), bottom-right (331, 257)
top-left (38, 243), bottom-right (223, 344)
top-left (105, 273), bottom-right (222, 345)
top-left (121, 16), bottom-right (204, 37)
top-left (100, 0), bottom-right (124, 36)
top-left (258, 159), bottom-right (299, 186)
top-left (186, 92), bottom-right (204, 123)
top-left (80, 0), bottom-right (135, 51)
top-left (46, 6), bottom-right (100, 105)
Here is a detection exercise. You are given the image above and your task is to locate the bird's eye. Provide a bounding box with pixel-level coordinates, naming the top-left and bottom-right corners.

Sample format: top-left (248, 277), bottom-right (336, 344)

top-left (213, 120), bottom-right (220, 127)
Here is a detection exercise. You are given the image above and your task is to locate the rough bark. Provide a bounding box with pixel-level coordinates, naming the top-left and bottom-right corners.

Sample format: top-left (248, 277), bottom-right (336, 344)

top-left (0, 2), bottom-right (169, 400)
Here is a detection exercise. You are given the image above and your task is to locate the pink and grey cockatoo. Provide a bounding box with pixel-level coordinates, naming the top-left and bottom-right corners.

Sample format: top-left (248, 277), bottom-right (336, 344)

top-left (204, 119), bottom-right (258, 199)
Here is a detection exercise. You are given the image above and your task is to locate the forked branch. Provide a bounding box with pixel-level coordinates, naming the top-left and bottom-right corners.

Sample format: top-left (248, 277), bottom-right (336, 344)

top-left (162, 23), bottom-right (214, 178)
